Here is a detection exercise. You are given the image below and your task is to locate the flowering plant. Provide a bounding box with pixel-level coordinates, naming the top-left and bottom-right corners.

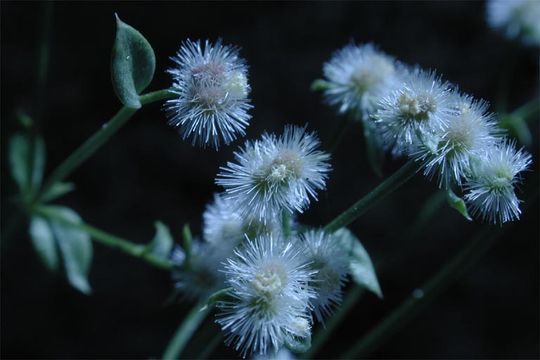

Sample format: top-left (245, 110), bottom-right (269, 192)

top-left (3, 2), bottom-right (538, 359)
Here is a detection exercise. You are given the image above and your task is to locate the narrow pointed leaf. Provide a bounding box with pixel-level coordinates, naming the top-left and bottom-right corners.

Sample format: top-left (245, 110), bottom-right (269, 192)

top-left (446, 189), bottom-right (472, 221)
top-left (200, 287), bottom-right (233, 312)
top-left (310, 79), bottom-right (331, 92)
top-left (9, 133), bottom-right (31, 192)
top-left (41, 182), bottom-right (76, 202)
top-left (334, 228), bottom-right (383, 298)
top-left (29, 216), bottom-right (59, 271)
top-left (31, 136), bottom-right (46, 191)
top-left (111, 15), bottom-right (156, 108)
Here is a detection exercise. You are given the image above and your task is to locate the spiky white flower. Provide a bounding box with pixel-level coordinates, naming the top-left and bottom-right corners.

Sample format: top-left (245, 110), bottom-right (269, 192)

top-left (300, 229), bottom-right (349, 322)
top-left (374, 68), bottom-right (453, 156)
top-left (416, 94), bottom-right (501, 188)
top-left (322, 43), bottom-right (403, 119)
top-left (203, 193), bottom-right (283, 248)
top-left (216, 125), bottom-right (331, 221)
top-left (216, 235), bottom-right (315, 357)
top-left (166, 39), bottom-right (252, 149)
top-left (486, 0), bottom-right (540, 46)
top-left (171, 240), bottom-right (228, 300)
top-left (464, 141), bottom-right (531, 224)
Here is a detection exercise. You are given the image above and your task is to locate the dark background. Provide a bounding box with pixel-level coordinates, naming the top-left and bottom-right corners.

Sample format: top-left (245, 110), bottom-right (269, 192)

top-left (1, 1), bottom-right (538, 359)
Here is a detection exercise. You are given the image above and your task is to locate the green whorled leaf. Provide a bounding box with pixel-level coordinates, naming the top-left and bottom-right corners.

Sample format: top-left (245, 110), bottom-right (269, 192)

top-left (144, 221), bottom-right (173, 259)
top-left (111, 14), bottom-right (156, 109)
top-left (446, 189), bottom-right (473, 221)
top-left (41, 182), bottom-right (76, 202)
top-left (499, 114), bottom-right (532, 147)
top-left (310, 79), bottom-right (331, 92)
top-left (200, 287), bottom-right (233, 312)
top-left (334, 228), bottom-right (383, 298)
top-left (9, 133), bottom-right (31, 192)
top-left (31, 136), bottom-right (46, 191)
top-left (47, 206), bottom-right (93, 294)
top-left (29, 216), bottom-right (59, 271)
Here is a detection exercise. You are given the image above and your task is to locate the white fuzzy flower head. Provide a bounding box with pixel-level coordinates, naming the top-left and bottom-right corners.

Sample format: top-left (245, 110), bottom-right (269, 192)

top-left (166, 39), bottom-right (252, 149)
top-left (417, 94), bottom-right (501, 188)
top-left (323, 43), bottom-right (402, 119)
top-left (171, 240), bottom-right (228, 301)
top-left (216, 125), bottom-right (331, 221)
top-left (301, 229), bottom-right (349, 322)
top-left (464, 141), bottom-right (531, 224)
top-left (203, 193), bottom-right (283, 247)
top-left (487, 0), bottom-right (540, 46)
top-left (374, 68), bottom-right (453, 156)
top-left (216, 235), bottom-right (315, 357)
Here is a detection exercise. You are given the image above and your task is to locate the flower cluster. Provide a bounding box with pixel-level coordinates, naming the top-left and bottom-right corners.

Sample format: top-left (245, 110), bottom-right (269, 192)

top-left (320, 43), bottom-right (531, 224)
top-left (486, 0), bottom-right (540, 46)
top-left (171, 124), bottom-right (353, 357)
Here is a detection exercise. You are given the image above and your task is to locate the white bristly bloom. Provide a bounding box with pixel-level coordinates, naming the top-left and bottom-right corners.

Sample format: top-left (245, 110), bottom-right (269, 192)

top-left (166, 39), bottom-right (252, 149)
top-left (216, 235), bottom-right (315, 357)
top-left (203, 193), bottom-right (282, 247)
top-left (416, 94), bottom-right (501, 188)
top-left (486, 0), bottom-right (540, 46)
top-left (464, 141), bottom-right (531, 224)
top-left (374, 68), bottom-right (453, 156)
top-left (300, 229), bottom-right (349, 322)
top-left (216, 125), bottom-right (331, 221)
top-left (322, 43), bottom-right (402, 119)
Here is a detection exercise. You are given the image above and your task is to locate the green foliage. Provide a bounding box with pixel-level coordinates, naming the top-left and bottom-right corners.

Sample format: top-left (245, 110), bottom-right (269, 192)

top-left (111, 15), bottom-right (156, 109)
top-left (41, 182), bottom-right (76, 202)
top-left (200, 287), bottom-right (234, 312)
top-left (144, 221), bottom-right (173, 259)
top-left (30, 206), bottom-right (94, 294)
top-left (310, 79), bottom-right (331, 92)
top-left (29, 216), bottom-right (59, 271)
top-left (446, 189), bottom-right (472, 222)
top-left (335, 228), bottom-right (383, 298)
top-left (499, 113), bottom-right (532, 147)
top-left (9, 133), bottom-right (45, 197)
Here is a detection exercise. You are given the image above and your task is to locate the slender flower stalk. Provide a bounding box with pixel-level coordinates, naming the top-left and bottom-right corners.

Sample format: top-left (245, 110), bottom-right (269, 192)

top-left (162, 301), bottom-right (209, 360)
top-left (340, 226), bottom-right (505, 359)
top-left (324, 160), bottom-right (419, 233)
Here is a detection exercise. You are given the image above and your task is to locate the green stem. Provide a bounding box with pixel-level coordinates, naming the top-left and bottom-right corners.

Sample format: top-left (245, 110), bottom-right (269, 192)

top-left (302, 285), bottom-right (364, 359)
top-left (340, 227), bottom-right (500, 359)
top-left (163, 303), bottom-right (209, 360)
top-left (33, 205), bottom-right (173, 270)
top-left (324, 160), bottom-right (418, 232)
top-left (35, 89), bottom-right (175, 203)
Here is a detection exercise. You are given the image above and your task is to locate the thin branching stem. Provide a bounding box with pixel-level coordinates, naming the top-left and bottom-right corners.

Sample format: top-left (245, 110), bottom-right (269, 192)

top-left (35, 89), bottom-right (175, 203)
top-left (33, 205), bottom-right (173, 270)
top-left (162, 303), bottom-right (209, 360)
